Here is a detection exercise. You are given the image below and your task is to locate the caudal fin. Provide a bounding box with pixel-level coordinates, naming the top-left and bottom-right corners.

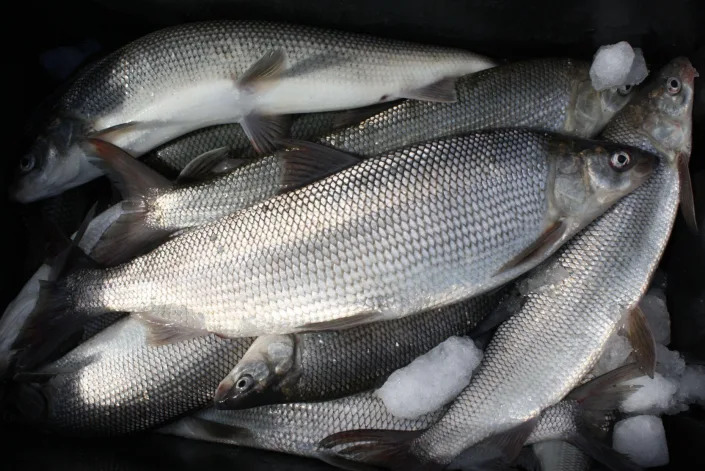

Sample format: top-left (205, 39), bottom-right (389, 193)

top-left (565, 363), bottom-right (645, 471)
top-left (81, 139), bottom-right (174, 265)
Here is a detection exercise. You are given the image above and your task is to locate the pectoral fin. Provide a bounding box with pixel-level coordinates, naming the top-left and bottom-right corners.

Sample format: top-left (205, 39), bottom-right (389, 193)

top-left (176, 147), bottom-right (248, 183)
top-left (494, 220), bottom-right (568, 276)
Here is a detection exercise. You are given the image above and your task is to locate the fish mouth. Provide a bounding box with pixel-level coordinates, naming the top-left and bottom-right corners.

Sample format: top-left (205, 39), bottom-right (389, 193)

top-left (213, 379), bottom-right (287, 410)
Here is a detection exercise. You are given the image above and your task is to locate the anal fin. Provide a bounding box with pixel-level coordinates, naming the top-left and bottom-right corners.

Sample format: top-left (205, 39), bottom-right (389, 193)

top-left (449, 417), bottom-right (540, 469)
top-left (176, 147), bottom-right (246, 183)
top-left (134, 313), bottom-right (210, 346)
top-left (277, 140), bottom-right (361, 193)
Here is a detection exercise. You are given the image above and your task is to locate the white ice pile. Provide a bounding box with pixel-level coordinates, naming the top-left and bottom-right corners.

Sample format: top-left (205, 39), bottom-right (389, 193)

top-left (376, 336), bottom-right (482, 419)
top-left (613, 415), bottom-right (669, 467)
top-left (590, 41), bottom-right (649, 90)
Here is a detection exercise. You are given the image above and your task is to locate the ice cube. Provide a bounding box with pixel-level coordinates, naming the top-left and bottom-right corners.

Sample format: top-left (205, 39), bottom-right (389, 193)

top-left (376, 336), bottom-right (482, 419)
top-left (590, 41), bottom-right (636, 90)
top-left (613, 415), bottom-right (669, 467)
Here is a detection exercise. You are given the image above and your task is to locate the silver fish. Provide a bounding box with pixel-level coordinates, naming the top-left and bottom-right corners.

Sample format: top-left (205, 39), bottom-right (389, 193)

top-left (142, 105), bottom-right (395, 177)
top-left (163, 365), bottom-right (640, 468)
top-left (89, 58), bottom-right (635, 264)
top-left (29, 130), bottom-right (654, 345)
top-left (159, 392), bottom-right (441, 466)
top-left (12, 293), bottom-right (489, 433)
top-left (319, 57), bottom-right (694, 470)
top-left (214, 293), bottom-right (501, 409)
top-left (12, 317), bottom-right (251, 435)
top-left (12, 20), bottom-right (494, 202)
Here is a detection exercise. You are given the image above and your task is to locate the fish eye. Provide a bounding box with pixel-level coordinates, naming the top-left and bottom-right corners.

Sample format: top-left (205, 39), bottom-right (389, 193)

top-left (236, 374), bottom-right (254, 392)
top-left (19, 155), bottom-right (35, 173)
top-left (617, 84), bottom-right (632, 96)
top-left (666, 77), bottom-right (681, 95)
top-left (609, 151), bottom-right (632, 171)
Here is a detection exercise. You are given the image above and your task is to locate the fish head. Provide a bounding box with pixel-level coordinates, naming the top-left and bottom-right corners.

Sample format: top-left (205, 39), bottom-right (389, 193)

top-left (11, 117), bottom-right (97, 203)
top-left (566, 62), bottom-right (636, 138)
top-left (213, 334), bottom-right (297, 410)
top-left (601, 57), bottom-right (698, 230)
top-left (621, 57), bottom-right (697, 165)
top-left (549, 137), bottom-right (658, 228)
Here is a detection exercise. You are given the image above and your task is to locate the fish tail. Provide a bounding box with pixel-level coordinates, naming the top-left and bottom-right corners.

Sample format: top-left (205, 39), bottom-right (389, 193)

top-left (318, 429), bottom-right (438, 471)
top-left (80, 138), bottom-right (174, 265)
top-left (90, 199), bottom-right (171, 266)
top-left (565, 363), bottom-right (645, 471)
top-left (11, 278), bottom-right (88, 371)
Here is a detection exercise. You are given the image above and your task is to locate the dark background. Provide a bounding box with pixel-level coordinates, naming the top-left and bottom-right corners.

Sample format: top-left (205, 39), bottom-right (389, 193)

top-left (3, 0), bottom-right (705, 469)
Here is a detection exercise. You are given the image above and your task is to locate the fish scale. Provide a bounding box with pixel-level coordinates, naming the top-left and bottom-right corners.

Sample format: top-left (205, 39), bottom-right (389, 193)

top-left (38, 319), bottom-right (252, 435)
top-left (406, 166), bottom-right (678, 465)
top-left (94, 59), bottom-right (632, 239)
top-left (62, 21), bottom-right (488, 124)
top-left (70, 130), bottom-right (554, 338)
top-left (292, 294), bottom-right (499, 402)
top-left (43, 125), bottom-right (653, 342)
top-left (15, 20), bottom-right (493, 202)
top-left (398, 58), bottom-right (694, 467)
top-left (159, 393), bottom-right (443, 459)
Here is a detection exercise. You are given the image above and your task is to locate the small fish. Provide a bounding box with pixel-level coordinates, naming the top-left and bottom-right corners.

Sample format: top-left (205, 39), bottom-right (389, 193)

top-left (89, 58), bottom-right (635, 264)
top-left (214, 293), bottom-right (501, 409)
top-left (317, 57), bottom-right (695, 470)
top-left (12, 20), bottom-right (495, 202)
top-left (19, 130), bottom-right (655, 360)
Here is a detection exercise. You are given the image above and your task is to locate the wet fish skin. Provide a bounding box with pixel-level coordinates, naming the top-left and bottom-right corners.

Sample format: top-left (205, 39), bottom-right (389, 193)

top-left (109, 59), bottom-right (636, 238)
top-left (215, 293), bottom-right (501, 409)
top-left (142, 108), bottom-right (389, 177)
top-left (381, 58), bottom-right (695, 468)
top-left (53, 130), bottom-right (654, 339)
top-left (532, 441), bottom-right (591, 471)
top-left (159, 392), bottom-right (442, 462)
top-left (321, 58), bottom-right (632, 154)
top-left (13, 20), bottom-right (494, 202)
top-left (15, 318), bottom-right (253, 436)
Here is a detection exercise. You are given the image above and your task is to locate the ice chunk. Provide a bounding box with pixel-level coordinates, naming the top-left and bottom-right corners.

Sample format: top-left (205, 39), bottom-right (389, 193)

top-left (590, 42), bottom-right (635, 90)
top-left (376, 336), bottom-right (482, 419)
top-left (625, 48), bottom-right (649, 86)
top-left (613, 415), bottom-right (669, 467)
top-left (621, 372), bottom-right (679, 414)
top-left (593, 332), bottom-right (632, 376)
top-left (675, 365), bottom-right (705, 405)
top-left (655, 344), bottom-right (685, 378)
top-left (641, 290), bottom-right (671, 345)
